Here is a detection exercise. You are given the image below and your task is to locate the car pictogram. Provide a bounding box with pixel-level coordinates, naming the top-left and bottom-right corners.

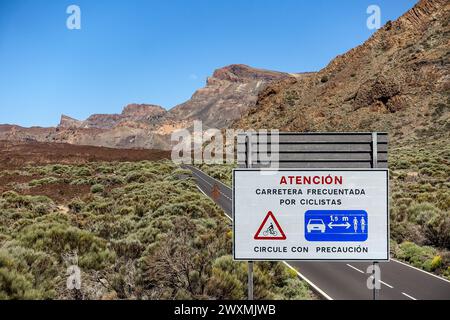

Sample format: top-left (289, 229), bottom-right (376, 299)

top-left (307, 219), bottom-right (326, 233)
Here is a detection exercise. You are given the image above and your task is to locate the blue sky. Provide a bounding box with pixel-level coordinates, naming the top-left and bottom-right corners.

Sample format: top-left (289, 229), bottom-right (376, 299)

top-left (0, 0), bottom-right (417, 127)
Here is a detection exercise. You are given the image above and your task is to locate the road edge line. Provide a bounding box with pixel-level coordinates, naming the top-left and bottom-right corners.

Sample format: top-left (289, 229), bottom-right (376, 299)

top-left (188, 165), bottom-right (233, 190)
top-left (196, 186), bottom-right (232, 220)
top-left (401, 292), bottom-right (417, 300)
top-left (283, 261), bottom-right (333, 300)
top-left (392, 258), bottom-right (450, 284)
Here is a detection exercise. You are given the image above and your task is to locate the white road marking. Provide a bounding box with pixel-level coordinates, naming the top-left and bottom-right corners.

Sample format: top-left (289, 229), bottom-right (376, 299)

top-left (380, 280), bottom-right (394, 289)
top-left (193, 172), bottom-right (212, 187)
top-left (402, 292), bottom-right (417, 300)
top-left (196, 186), bottom-right (209, 197)
top-left (283, 261), bottom-right (333, 300)
top-left (218, 190), bottom-right (232, 201)
top-left (347, 264), bottom-right (364, 274)
top-left (347, 264), bottom-right (394, 289)
top-left (392, 258), bottom-right (450, 284)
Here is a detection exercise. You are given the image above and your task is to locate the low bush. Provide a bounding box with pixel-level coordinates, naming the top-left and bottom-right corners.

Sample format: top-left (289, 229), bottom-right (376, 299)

top-left (0, 160), bottom-right (315, 300)
top-left (29, 177), bottom-right (59, 187)
top-left (17, 222), bottom-right (115, 270)
top-left (68, 198), bottom-right (85, 214)
top-left (1, 191), bottom-right (55, 216)
top-left (90, 184), bottom-right (105, 194)
top-left (0, 244), bottom-right (58, 299)
top-left (393, 241), bottom-right (445, 272)
top-left (206, 256), bottom-right (246, 300)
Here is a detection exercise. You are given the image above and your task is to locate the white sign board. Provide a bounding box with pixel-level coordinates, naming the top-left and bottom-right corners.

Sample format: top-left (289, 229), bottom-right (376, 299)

top-left (233, 169), bottom-right (389, 261)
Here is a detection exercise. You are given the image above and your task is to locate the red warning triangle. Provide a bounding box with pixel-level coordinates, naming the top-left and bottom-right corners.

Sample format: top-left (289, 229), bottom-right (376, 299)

top-left (254, 211), bottom-right (287, 240)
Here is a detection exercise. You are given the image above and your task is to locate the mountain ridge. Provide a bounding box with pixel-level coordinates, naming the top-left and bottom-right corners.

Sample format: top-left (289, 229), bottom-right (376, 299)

top-left (0, 64), bottom-right (291, 149)
top-left (234, 0), bottom-right (449, 144)
top-left (1, 0), bottom-right (448, 149)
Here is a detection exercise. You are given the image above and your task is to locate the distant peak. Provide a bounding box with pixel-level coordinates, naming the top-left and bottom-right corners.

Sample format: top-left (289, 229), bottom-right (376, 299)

top-left (60, 114), bottom-right (79, 121)
top-left (121, 104), bottom-right (166, 117)
top-left (211, 64), bottom-right (288, 83)
top-left (59, 114), bottom-right (81, 128)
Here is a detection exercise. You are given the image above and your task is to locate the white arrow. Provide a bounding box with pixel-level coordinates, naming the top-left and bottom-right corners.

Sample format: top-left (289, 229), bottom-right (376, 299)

top-left (328, 222), bottom-right (351, 229)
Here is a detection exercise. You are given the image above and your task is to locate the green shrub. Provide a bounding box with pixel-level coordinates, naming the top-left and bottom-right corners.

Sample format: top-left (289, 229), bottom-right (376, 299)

top-left (206, 256), bottom-right (245, 300)
top-left (423, 210), bottom-right (450, 248)
top-left (125, 172), bottom-right (144, 183)
top-left (29, 177), bottom-right (59, 187)
top-left (17, 222), bottom-right (114, 270)
top-left (407, 202), bottom-right (440, 224)
top-left (50, 164), bottom-right (69, 175)
top-left (0, 267), bottom-right (43, 299)
top-left (118, 206), bottom-right (134, 215)
top-left (87, 199), bottom-right (114, 214)
top-left (404, 202), bottom-right (450, 247)
top-left (0, 245), bottom-right (58, 299)
top-left (72, 166), bottom-right (92, 177)
top-left (394, 159), bottom-right (410, 169)
top-left (278, 278), bottom-right (313, 300)
top-left (79, 249), bottom-right (116, 270)
top-left (68, 198), bottom-right (85, 213)
top-left (395, 241), bottom-right (438, 272)
top-left (96, 174), bottom-right (125, 186)
top-left (112, 239), bottom-right (144, 260)
top-left (1, 191), bottom-right (54, 215)
top-left (97, 165), bottom-right (114, 174)
top-left (431, 255), bottom-right (443, 270)
top-left (70, 178), bottom-right (91, 185)
top-left (90, 184), bottom-right (105, 194)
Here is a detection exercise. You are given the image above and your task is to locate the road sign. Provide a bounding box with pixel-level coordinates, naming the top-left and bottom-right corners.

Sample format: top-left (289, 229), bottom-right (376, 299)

top-left (254, 211), bottom-right (287, 240)
top-left (233, 169), bottom-right (389, 261)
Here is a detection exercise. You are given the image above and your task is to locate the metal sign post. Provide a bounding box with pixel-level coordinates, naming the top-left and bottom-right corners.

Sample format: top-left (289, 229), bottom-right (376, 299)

top-left (372, 132), bottom-right (380, 300)
top-left (246, 133), bottom-right (253, 301)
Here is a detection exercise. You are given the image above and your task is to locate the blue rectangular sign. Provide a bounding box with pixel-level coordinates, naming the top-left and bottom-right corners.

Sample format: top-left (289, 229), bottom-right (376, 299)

top-left (305, 210), bottom-right (368, 242)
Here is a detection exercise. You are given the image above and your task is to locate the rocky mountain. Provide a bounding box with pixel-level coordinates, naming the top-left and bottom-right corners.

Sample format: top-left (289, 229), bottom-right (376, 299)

top-left (0, 65), bottom-right (290, 149)
top-left (59, 104), bottom-right (166, 130)
top-left (1, 0), bottom-right (448, 150)
top-left (168, 64), bottom-right (291, 129)
top-left (235, 0), bottom-right (449, 144)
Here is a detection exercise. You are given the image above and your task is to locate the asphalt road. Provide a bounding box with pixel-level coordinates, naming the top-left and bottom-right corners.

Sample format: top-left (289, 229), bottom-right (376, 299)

top-left (184, 165), bottom-right (450, 300)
